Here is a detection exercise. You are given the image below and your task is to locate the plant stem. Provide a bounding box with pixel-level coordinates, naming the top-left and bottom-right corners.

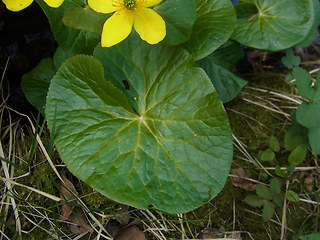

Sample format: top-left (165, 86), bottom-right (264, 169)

top-left (72, 0), bottom-right (85, 7)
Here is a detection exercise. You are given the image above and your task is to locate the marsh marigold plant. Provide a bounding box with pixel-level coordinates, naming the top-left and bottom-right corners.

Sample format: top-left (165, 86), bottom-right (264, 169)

top-left (88, 0), bottom-right (166, 47)
top-left (3, 0), bottom-right (64, 11)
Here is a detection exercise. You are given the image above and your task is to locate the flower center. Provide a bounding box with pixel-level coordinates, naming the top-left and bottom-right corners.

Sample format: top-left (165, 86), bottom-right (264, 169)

top-left (123, 0), bottom-right (136, 10)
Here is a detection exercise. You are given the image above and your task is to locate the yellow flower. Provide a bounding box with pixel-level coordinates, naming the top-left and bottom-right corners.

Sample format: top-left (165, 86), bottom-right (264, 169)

top-left (88, 0), bottom-right (166, 47)
top-left (3, 0), bottom-right (64, 12)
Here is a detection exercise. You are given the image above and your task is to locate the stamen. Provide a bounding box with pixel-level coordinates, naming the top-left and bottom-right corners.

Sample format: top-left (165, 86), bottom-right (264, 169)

top-left (112, 0), bottom-right (121, 7)
top-left (123, 0), bottom-right (136, 10)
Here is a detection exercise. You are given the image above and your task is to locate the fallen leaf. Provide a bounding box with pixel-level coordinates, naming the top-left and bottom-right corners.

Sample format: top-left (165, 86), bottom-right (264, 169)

top-left (197, 227), bottom-right (242, 239)
top-left (116, 204), bottom-right (130, 226)
top-left (196, 227), bottom-right (218, 239)
top-left (105, 219), bottom-right (122, 238)
top-left (115, 226), bottom-right (146, 240)
top-left (304, 176), bottom-right (314, 192)
top-left (69, 207), bottom-right (94, 234)
top-left (232, 168), bottom-right (256, 191)
top-left (59, 175), bottom-right (79, 221)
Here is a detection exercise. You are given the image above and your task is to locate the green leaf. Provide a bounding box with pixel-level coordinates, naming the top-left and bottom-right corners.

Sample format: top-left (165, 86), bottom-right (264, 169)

top-left (154, 0), bottom-right (196, 45)
top-left (62, 5), bottom-right (109, 34)
top-left (209, 41), bottom-right (245, 69)
top-left (269, 136), bottom-right (280, 152)
top-left (258, 148), bottom-right (275, 162)
top-left (36, 0), bottom-right (100, 55)
top-left (272, 193), bottom-right (284, 207)
top-left (53, 46), bottom-right (73, 69)
top-left (297, 101), bottom-right (320, 129)
top-left (244, 195), bottom-right (265, 207)
top-left (308, 124), bottom-right (320, 154)
top-left (46, 39), bottom-right (233, 213)
top-left (286, 164), bottom-right (296, 177)
top-left (275, 165), bottom-right (287, 178)
top-left (281, 49), bottom-right (301, 69)
top-left (270, 178), bottom-right (281, 194)
top-left (197, 55), bottom-right (247, 103)
top-left (301, 233), bottom-right (320, 240)
top-left (256, 184), bottom-right (272, 200)
top-left (292, 67), bottom-right (315, 100)
top-left (288, 144), bottom-right (307, 165)
top-left (285, 73), bottom-right (294, 83)
top-left (262, 201), bottom-right (275, 221)
top-left (231, 0), bottom-right (317, 50)
top-left (298, 0), bottom-right (320, 47)
top-left (21, 58), bottom-right (56, 115)
top-left (286, 190), bottom-right (300, 202)
top-left (284, 129), bottom-right (304, 151)
top-left (183, 0), bottom-right (236, 60)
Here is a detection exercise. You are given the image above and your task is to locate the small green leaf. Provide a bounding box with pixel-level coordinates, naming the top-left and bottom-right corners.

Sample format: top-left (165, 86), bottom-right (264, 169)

top-left (301, 233), bottom-right (320, 240)
top-left (269, 136), bottom-right (280, 152)
top-left (259, 172), bottom-right (268, 182)
top-left (286, 190), bottom-right (300, 202)
top-left (292, 67), bottom-right (315, 100)
top-left (272, 193), bottom-right (284, 207)
top-left (275, 165), bottom-right (287, 178)
top-left (285, 73), bottom-right (294, 83)
top-left (296, 72), bottom-right (320, 130)
top-left (281, 49), bottom-right (301, 69)
top-left (258, 148), bottom-right (275, 162)
top-left (308, 124), bottom-right (320, 154)
top-left (62, 5), bottom-right (109, 34)
top-left (21, 58), bottom-right (56, 115)
top-left (256, 184), bottom-right (272, 200)
top-left (262, 201), bottom-right (275, 221)
top-left (154, 0), bottom-right (196, 45)
top-left (183, 0), bottom-right (236, 60)
top-left (297, 102), bottom-right (320, 128)
top-left (244, 195), bottom-right (265, 207)
top-left (284, 129), bottom-right (304, 151)
top-left (288, 144), bottom-right (307, 165)
top-left (286, 164), bottom-right (296, 177)
top-left (270, 178), bottom-right (281, 194)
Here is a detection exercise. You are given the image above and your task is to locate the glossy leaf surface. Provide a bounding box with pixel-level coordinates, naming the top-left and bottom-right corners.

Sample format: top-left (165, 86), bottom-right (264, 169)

top-left (62, 5), bottom-right (109, 34)
top-left (36, 0), bottom-right (100, 55)
top-left (232, 0), bottom-right (317, 50)
top-left (154, 0), bottom-right (196, 45)
top-left (183, 0), bottom-right (236, 60)
top-left (21, 58), bottom-right (55, 115)
top-left (46, 37), bottom-right (233, 213)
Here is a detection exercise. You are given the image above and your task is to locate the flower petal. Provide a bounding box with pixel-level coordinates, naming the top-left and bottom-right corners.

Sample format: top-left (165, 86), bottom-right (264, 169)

top-left (3, 0), bottom-right (33, 11)
top-left (101, 10), bottom-right (134, 47)
top-left (44, 0), bottom-right (64, 8)
top-left (139, 0), bottom-right (163, 7)
top-left (88, 0), bottom-right (119, 14)
top-left (133, 8), bottom-right (166, 44)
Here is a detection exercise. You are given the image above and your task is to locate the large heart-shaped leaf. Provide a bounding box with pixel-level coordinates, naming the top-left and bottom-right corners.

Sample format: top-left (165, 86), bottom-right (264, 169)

top-left (231, 0), bottom-right (317, 50)
top-left (183, 0), bottom-right (236, 60)
top-left (46, 38), bottom-right (233, 213)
